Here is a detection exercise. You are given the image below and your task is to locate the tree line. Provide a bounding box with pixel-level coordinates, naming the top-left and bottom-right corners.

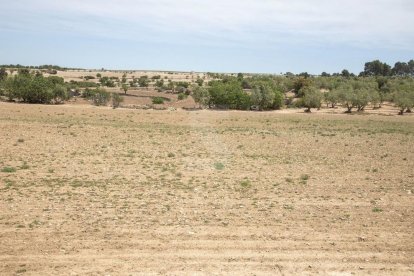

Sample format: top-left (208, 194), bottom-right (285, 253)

top-left (0, 60), bottom-right (413, 114)
top-left (0, 68), bottom-right (123, 108)
top-left (192, 72), bottom-right (414, 115)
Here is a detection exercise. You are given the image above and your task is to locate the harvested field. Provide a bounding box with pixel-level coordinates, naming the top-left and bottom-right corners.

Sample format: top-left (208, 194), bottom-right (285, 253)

top-left (0, 102), bottom-right (413, 275)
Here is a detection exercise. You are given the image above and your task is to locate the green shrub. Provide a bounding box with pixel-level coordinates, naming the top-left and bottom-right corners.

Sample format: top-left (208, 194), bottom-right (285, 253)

top-left (372, 207), bottom-right (383, 212)
top-left (240, 179), bottom-right (251, 188)
top-left (178, 93), bottom-right (187, 100)
top-left (152, 97), bottom-right (164, 104)
top-left (1, 167), bottom-right (16, 173)
top-left (92, 88), bottom-right (110, 106)
top-left (214, 162), bottom-right (225, 170)
top-left (82, 88), bottom-right (95, 99)
top-left (52, 84), bottom-right (69, 104)
top-left (208, 80), bottom-right (251, 110)
top-left (111, 93), bottom-right (124, 108)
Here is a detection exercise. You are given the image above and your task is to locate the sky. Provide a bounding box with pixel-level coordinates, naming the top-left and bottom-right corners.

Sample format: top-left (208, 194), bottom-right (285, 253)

top-left (0, 0), bottom-right (413, 74)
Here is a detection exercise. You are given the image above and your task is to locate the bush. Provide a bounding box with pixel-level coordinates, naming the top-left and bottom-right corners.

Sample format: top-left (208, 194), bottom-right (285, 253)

top-left (175, 81), bottom-right (189, 88)
top-left (1, 167), bottom-right (16, 173)
top-left (138, 76), bottom-right (149, 87)
top-left (2, 73), bottom-right (72, 104)
top-left (111, 93), bottom-right (123, 108)
top-left (155, 79), bottom-right (164, 88)
top-left (82, 88), bottom-right (95, 99)
top-left (92, 88), bottom-right (110, 106)
top-left (208, 80), bottom-right (251, 110)
top-left (192, 85), bottom-right (210, 108)
top-left (178, 93), bottom-right (187, 100)
top-left (52, 84), bottom-right (69, 104)
top-left (251, 84), bottom-right (275, 110)
top-left (99, 76), bottom-right (116, 87)
top-left (152, 97), bottom-right (164, 104)
top-left (195, 78), bottom-right (204, 87)
top-left (272, 90), bottom-right (284, 109)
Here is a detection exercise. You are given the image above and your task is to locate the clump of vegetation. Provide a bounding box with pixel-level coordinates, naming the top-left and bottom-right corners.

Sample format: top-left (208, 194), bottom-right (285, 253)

top-left (372, 207), bottom-right (383, 212)
top-left (152, 97), bottom-right (164, 104)
top-left (300, 174), bottom-right (310, 184)
top-left (99, 76), bottom-right (116, 87)
top-left (178, 93), bottom-right (188, 100)
top-left (138, 76), bottom-right (149, 87)
top-left (92, 88), bottom-right (110, 106)
top-left (240, 179), bottom-right (251, 188)
top-left (1, 70), bottom-right (70, 104)
top-left (214, 162), bottom-right (225, 170)
top-left (1, 167), bottom-right (16, 173)
top-left (20, 162), bottom-right (29, 170)
top-left (285, 177), bottom-right (294, 183)
top-left (393, 84), bottom-right (414, 115)
top-left (121, 83), bottom-right (129, 94)
top-left (111, 93), bottom-right (124, 109)
top-left (301, 87), bottom-right (322, 112)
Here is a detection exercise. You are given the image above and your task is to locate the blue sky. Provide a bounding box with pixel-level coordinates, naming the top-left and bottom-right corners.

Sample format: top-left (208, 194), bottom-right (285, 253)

top-left (0, 0), bottom-right (413, 74)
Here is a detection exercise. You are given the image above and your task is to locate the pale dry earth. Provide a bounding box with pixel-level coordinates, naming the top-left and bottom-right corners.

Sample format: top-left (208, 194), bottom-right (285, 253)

top-left (0, 102), bottom-right (413, 275)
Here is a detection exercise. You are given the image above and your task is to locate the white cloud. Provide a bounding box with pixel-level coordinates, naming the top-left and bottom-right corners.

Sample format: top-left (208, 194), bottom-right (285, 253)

top-left (1, 0), bottom-right (413, 49)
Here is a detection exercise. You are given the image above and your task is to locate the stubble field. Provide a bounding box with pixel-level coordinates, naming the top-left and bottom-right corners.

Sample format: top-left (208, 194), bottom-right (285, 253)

top-left (0, 102), bottom-right (413, 275)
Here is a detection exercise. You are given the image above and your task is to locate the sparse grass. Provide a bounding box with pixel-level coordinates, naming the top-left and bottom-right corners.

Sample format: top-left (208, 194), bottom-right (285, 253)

top-left (240, 179), bottom-right (251, 188)
top-left (0, 101), bottom-right (412, 274)
top-left (20, 162), bottom-right (30, 170)
top-left (214, 162), bottom-right (225, 170)
top-left (300, 174), bottom-right (310, 184)
top-left (372, 207), bottom-right (383, 213)
top-left (2, 167), bottom-right (16, 173)
top-left (285, 177), bottom-right (293, 183)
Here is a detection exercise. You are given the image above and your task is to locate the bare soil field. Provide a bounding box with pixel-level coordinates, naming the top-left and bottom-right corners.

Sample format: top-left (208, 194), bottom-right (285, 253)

top-left (52, 70), bottom-right (208, 84)
top-left (0, 102), bottom-right (413, 275)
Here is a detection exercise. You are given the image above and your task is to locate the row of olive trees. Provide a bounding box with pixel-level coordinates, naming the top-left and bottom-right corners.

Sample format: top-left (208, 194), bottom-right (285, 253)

top-left (192, 75), bottom-right (413, 114)
top-left (323, 79), bottom-right (414, 114)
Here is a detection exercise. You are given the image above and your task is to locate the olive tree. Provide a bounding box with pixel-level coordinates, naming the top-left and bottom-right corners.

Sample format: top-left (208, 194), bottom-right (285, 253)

top-left (302, 87), bottom-right (322, 112)
top-left (251, 84), bottom-right (275, 110)
top-left (191, 85), bottom-right (210, 108)
top-left (121, 83), bottom-right (129, 94)
top-left (393, 83), bottom-right (414, 115)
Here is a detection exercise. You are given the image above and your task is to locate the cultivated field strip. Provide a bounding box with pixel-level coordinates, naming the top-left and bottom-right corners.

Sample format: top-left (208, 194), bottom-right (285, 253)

top-left (0, 102), bottom-right (413, 275)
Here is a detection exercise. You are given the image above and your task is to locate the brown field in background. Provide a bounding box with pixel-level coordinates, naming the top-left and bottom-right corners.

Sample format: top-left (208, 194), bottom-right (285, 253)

top-left (0, 101), bottom-right (413, 275)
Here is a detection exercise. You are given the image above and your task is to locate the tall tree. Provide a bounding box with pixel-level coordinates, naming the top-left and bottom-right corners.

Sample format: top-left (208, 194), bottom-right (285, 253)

top-left (363, 60), bottom-right (391, 76)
